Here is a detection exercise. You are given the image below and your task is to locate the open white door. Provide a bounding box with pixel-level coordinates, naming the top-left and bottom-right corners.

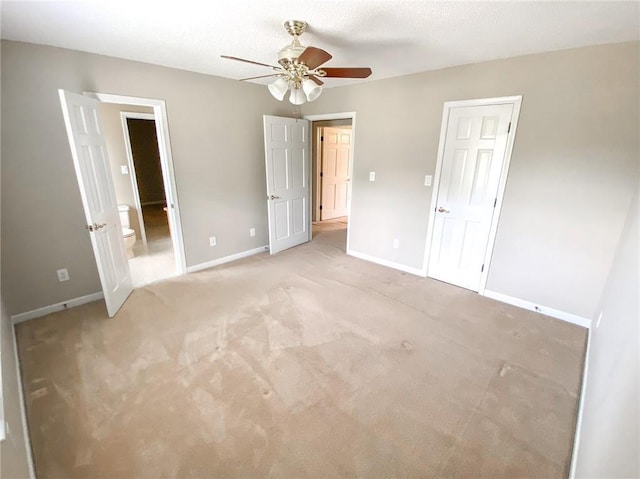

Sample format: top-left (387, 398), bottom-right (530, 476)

top-left (321, 127), bottom-right (351, 220)
top-left (427, 101), bottom-right (516, 291)
top-left (59, 90), bottom-right (133, 317)
top-left (263, 115), bottom-right (311, 254)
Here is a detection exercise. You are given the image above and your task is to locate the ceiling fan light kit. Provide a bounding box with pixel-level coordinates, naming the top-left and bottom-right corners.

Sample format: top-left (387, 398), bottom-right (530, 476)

top-left (268, 77), bottom-right (289, 101)
top-left (222, 20), bottom-right (372, 105)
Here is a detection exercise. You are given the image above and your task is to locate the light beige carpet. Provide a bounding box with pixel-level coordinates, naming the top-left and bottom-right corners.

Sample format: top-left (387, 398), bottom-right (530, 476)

top-left (16, 222), bottom-right (586, 478)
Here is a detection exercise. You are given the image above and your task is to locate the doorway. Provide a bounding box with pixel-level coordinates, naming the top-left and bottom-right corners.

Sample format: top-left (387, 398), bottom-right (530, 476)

top-left (305, 113), bottom-right (356, 251)
top-left (119, 111), bottom-right (176, 286)
top-left (90, 92), bottom-right (186, 285)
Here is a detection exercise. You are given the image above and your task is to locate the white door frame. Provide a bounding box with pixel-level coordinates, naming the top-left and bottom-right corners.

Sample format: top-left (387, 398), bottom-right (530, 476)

top-left (422, 96), bottom-right (523, 294)
top-left (85, 91), bottom-right (187, 275)
top-left (120, 111), bottom-right (156, 247)
top-left (303, 112), bottom-right (356, 251)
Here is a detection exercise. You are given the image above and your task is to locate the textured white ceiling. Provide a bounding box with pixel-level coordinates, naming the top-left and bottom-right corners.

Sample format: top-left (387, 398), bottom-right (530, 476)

top-left (1, 1), bottom-right (638, 87)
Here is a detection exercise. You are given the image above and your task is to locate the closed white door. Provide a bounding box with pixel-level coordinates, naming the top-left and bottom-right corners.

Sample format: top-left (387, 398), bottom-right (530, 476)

top-left (59, 90), bottom-right (133, 316)
top-left (321, 127), bottom-right (351, 220)
top-left (428, 103), bottom-right (513, 291)
top-left (263, 115), bottom-right (311, 254)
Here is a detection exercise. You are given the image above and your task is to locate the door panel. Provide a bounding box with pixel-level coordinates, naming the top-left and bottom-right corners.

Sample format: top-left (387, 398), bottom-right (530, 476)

top-left (264, 116), bottom-right (310, 254)
top-left (321, 127), bottom-right (351, 220)
top-left (59, 90), bottom-right (133, 316)
top-left (428, 103), bottom-right (513, 291)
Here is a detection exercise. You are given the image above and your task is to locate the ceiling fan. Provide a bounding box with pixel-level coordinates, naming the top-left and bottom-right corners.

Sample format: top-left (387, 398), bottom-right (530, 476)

top-left (221, 20), bottom-right (372, 105)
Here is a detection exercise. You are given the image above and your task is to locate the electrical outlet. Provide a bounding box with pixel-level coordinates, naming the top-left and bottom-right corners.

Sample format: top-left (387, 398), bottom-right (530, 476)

top-left (392, 239), bottom-right (400, 249)
top-left (57, 268), bottom-right (69, 282)
top-left (424, 175), bottom-right (432, 186)
top-left (369, 171), bottom-right (376, 181)
top-left (249, 228), bottom-right (256, 237)
top-left (209, 236), bottom-right (217, 247)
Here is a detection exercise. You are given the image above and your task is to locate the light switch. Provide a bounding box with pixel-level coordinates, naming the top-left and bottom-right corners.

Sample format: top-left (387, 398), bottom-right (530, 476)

top-left (120, 165), bottom-right (129, 175)
top-left (424, 175), bottom-right (432, 186)
top-left (369, 171), bottom-right (376, 181)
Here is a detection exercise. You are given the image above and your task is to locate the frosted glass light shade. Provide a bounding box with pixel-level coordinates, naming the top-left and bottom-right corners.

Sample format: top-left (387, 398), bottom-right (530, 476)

top-left (289, 87), bottom-right (306, 105)
top-left (302, 79), bottom-right (322, 102)
top-left (268, 78), bottom-right (288, 101)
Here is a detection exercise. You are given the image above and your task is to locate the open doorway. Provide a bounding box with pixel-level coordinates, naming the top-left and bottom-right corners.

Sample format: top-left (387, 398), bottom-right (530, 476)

top-left (305, 113), bottom-right (356, 251)
top-left (93, 95), bottom-right (186, 287)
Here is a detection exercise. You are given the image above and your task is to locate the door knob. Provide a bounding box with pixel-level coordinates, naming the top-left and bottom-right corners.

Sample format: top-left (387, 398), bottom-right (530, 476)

top-left (85, 222), bottom-right (107, 232)
top-left (269, 195), bottom-right (281, 200)
top-left (437, 207), bottom-right (450, 213)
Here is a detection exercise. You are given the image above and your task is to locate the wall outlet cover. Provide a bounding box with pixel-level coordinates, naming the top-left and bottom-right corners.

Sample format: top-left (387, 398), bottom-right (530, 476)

top-left (57, 268), bottom-right (69, 282)
top-left (209, 236), bottom-right (217, 247)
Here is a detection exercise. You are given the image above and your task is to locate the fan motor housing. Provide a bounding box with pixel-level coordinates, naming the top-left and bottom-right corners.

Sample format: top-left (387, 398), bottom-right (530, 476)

top-left (277, 43), bottom-right (305, 66)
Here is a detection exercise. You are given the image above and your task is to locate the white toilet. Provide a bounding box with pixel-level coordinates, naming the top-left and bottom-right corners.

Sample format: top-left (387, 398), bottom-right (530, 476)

top-left (118, 205), bottom-right (137, 259)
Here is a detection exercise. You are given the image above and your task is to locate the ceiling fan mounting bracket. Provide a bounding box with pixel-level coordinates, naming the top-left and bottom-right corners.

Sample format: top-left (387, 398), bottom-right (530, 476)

top-left (283, 20), bottom-right (307, 38)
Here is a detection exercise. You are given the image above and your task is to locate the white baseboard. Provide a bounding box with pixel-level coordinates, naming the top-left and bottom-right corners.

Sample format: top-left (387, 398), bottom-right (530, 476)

top-left (11, 292), bottom-right (104, 324)
top-left (483, 289), bottom-right (592, 328)
top-left (347, 249), bottom-right (426, 277)
top-left (12, 321), bottom-right (36, 478)
top-left (187, 245), bottom-right (269, 274)
top-left (569, 328), bottom-right (592, 478)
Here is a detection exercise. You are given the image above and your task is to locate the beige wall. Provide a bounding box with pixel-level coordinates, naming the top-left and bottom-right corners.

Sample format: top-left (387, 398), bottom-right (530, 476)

top-left (572, 189), bottom-right (639, 477)
top-left (303, 41), bottom-right (639, 320)
top-left (100, 103), bottom-right (154, 240)
top-left (1, 40), bottom-right (299, 316)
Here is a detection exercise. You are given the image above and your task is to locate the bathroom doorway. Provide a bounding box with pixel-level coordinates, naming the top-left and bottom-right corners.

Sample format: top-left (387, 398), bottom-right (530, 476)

top-left (97, 98), bottom-right (184, 287)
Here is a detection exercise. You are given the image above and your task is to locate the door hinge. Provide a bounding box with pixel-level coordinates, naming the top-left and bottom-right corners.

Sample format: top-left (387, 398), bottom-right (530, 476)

top-left (319, 205), bottom-right (323, 210)
top-left (507, 122), bottom-right (511, 133)
top-left (481, 264), bottom-right (485, 272)
top-left (321, 136), bottom-right (324, 141)
top-left (320, 172), bottom-right (323, 177)
top-left (493, 198), bottom-right (497, 208)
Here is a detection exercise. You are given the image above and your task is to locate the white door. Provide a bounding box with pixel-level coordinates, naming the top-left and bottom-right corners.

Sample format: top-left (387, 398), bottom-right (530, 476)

top-left (321, 127), bottom-right (351, 220)
top-left (428, 103), bottom-right (514, 291)
top-left (59, 90), bottom-right (133, 316)
top-left (263, 115), bottom-right (311, 254)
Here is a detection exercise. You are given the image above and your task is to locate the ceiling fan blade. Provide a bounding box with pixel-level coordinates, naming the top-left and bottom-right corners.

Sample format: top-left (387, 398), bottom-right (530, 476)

top-left (221, 55), bottom-right (279, 70)
top-left (321, 67), bottom-right (372, 79)
top-left (297, 47), bottom-right (332, 69)
top-left (240, 74), bottom-right (281, 81)
top-left (308, 74), bottom-right (324, 86)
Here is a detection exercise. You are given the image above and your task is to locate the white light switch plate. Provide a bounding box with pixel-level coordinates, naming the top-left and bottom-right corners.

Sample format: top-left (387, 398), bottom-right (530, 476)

top-left (120, 165), bottom-right (129, 175)
top-left (369, 171), bottom-right (376, 181)
top-left (424, 175), bottom-right (432, 186)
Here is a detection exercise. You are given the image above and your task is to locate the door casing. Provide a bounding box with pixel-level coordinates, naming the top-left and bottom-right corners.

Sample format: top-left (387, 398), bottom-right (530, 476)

top-left (423, 96), bottom-right (523, 294)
